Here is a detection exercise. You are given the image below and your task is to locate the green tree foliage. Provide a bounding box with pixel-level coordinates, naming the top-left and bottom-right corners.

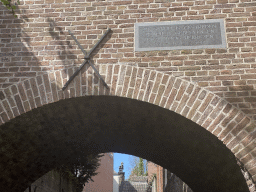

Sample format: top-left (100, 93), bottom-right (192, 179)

top-left (55, 153), bottom-right (103, 192)
top-left (0, 0), bottom-right (20, 17)
top-left (138, 158), bottom-right (144, 176)
top-left (129, 157), bottom-right (148, 179)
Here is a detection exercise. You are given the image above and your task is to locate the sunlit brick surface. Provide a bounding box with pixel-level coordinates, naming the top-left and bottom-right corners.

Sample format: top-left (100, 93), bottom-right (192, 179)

top-left (82, 153), bottom-right (113, 192)
top-left (1, 0), bottom-right (256, 121)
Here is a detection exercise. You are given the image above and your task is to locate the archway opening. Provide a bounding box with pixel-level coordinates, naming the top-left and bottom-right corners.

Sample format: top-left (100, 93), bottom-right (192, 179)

top-left (0, 96), bottom-right (249, 192)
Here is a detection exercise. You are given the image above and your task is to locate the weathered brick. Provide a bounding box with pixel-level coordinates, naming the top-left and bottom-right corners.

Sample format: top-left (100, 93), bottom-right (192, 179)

top-left (232, 117), bottom-right (251, 135)
top-left (174, 79), bottom-right (182, 89)
top-left (163, 77), bottom-right (175, 97)
top-left (152, 73), bottom-right (162, 93)
top-left (2, 100), bottom-right (13, 119)
top-left (199, 93), bottom-right (214, 113)
top-left (222, 108), bottom-right (239, 127)
top-left (216, 75), bottom-right (240, 80)
top-left (210, 100), bottom-right (226, 119)
top-left (169, 7), bottom-right (189, 11)
top-left (208, 113), bottom-right (225, 132)
top-left (17, 83), bottom-right (27, 101)
top-left (165, 88), bottom-right (177, 109)
top-left (175, 81), bottom-right (188, 101)
top-left (187, 100), bottom-right (201, 120)
top-left (14, 95), bottom-right (25, 114)
top-left (144, 81), bottom-right (154, 102)
top-left (154, 84), bottom-right (164, 105)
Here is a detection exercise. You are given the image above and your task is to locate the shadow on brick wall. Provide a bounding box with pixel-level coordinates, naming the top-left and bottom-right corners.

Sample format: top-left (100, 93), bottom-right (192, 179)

top-left (0, 4), bottom-right (112, 90)
top-left (0, 4), bottom-right (41, 88)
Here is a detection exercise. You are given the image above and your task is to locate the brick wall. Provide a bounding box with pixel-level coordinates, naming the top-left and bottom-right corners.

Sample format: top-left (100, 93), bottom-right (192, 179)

top-left (148, 162), bottom-right (193, 192)
top-left (1, 0), bottom-right (256, 121)
top-left (82, 153), bottom-right (113, 192)
top-left (0, 0), bottom-right (256, 191)
top-left (148, 161), bottom-right (158, 184)
top-left (148, 161), bottom-right (164, 192)
top-left (157, 165), bottom-right (164, 192)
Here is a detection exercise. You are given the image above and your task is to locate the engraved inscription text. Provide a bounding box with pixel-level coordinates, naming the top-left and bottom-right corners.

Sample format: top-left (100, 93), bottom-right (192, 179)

top-left (135, 20), bottom-right (226, 51)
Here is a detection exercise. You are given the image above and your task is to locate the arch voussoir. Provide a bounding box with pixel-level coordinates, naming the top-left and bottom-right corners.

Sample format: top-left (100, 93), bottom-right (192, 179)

top-left (152, 74), bottom-right (168, 106)
top-left (1, 96), bottom-right (14, 120)
top-left (126, 67), bottom-right (137, 99)
top-left (132, 68), bottom-right (144, 100)
top-left (142, 70), bottom-right (157, 103)
top-left (115, 65), bottom-right (126, 97)
top-left (121, 65), bottom-right (133, 98)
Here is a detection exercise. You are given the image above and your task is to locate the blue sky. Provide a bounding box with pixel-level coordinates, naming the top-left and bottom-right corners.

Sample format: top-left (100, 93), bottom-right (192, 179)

top-left (113, 153), bottom-right (133, 180)
top-left (113, 153), bottom-right (148, 180)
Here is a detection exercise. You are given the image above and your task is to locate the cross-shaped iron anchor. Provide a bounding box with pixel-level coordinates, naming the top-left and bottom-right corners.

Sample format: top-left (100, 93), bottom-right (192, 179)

top-left (62, 28), bottom-right (111, 91)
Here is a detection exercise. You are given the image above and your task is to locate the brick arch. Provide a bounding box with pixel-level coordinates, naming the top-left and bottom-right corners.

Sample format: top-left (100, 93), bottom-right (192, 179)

top-left (0, 64), bottom-right (255, 190)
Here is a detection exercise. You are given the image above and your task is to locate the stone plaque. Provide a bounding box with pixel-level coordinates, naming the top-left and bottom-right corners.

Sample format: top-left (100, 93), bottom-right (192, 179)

top-left (135, 19), bottom-right (226, 51)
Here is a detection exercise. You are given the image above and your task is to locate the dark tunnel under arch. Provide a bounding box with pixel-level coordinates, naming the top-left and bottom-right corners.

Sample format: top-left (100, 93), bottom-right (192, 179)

top-left (0, 95), bottom-right (249, 192)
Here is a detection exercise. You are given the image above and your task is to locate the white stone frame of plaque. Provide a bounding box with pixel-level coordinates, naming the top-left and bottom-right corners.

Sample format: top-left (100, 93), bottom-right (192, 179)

top-left (134, 19), bottom-right (227, 52)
